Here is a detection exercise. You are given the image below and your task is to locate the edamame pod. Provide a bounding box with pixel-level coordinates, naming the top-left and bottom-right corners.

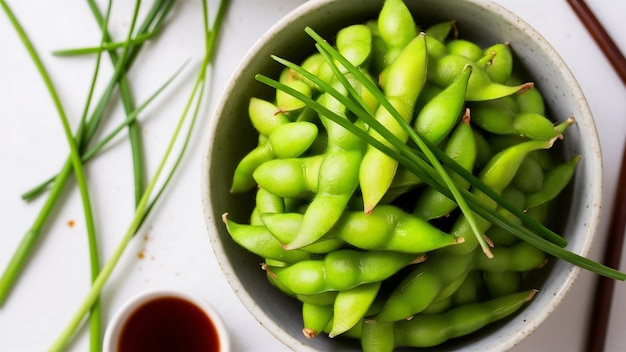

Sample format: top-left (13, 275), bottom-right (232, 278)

top-left (262, 212), bottom-right (344, 254)
top-left (377, 0), bottom-right (417, 66)
top-left (429, 54), bottom-right (533, 101)
top-left (526, 154), bottom-right (581, 209)
top-left (222, 214), bottom-right (311, 264)
top-left (424, 20), bottom-right (457, 43)
top-left (374, 251), bottom-right (476, 322)
top-left (361, 33), bottom-right (428, 213)
top-left (248, 97), bottom-right (291, 136)
top-left (451, 270), bottom-right (485, 306)
top-left (262, 205), bottom-right (462, 253)
top-left (474, 241), bottom-right (547, 272)
top-left (413, 64), bottom-right (471, 146)
top-left (253, 154), bottom-right (323, 198)
top-left (336, 24), bottom-right (373, 70)
top-left (302, 302), bottom-right (333, 339)
top-left (264, 249), bottom-right (420, 294)
top-left (276, 80), bottom-right (313, 113)
top-left (255, 187), bottom-right (285, 215)
top-left (483, 271), bottom-right (523, 298)
top-left (444, 138), bottom-right (556, 255)
top-left (512, 155), bottom-right (544, 194)
top-left (284, 83), bottom-right (365, 250)
top-left (231, 121), bottom-right (319, 192)
top-left (483, 42), bottom-right (513, 84)
top-left (446, 39), bottom-right (483, 61)
top-left (329, 281), bottom-right (381, 337)
top-left (391, 290), bottom-right (537, 348)
top-left (414, 112), bottom-right (477, 219)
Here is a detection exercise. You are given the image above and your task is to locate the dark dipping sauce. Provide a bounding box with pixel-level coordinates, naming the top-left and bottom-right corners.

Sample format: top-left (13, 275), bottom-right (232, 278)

top-left (118, 296), bottom-right (220, 352)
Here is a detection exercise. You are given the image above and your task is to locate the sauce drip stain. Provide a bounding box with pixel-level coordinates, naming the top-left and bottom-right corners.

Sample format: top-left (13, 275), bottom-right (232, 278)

top-left (118, 296), bottom-right (220, 352)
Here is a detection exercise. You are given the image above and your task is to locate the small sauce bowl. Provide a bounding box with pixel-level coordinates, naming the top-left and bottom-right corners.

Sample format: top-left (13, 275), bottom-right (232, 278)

top-left (103, 288), bottom-right (230, 352)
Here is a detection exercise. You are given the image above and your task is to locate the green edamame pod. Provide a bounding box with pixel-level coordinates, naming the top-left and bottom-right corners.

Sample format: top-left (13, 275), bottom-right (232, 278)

top-left (231, 121), bottom-right (319, 193)
top-left (361, 33), bottom-right (428, 213)
top-left (389, 165), bottom-right (423, 188)
top-left (276, 79), bottom-right (313, 113)
top-left (526, 154), bottom-right (581, 209)
top-left (513, 111), bottom-right (560, 140)
top-left (509, 77), bottom-right (545, 115)
top-left (375, 251), bottom-right (476, 322)
top-left (392, 290), bottom-right (537, 348)
top-left (424, 20), bottom-right (457, 43)
top-left (302, 302), bottom-right (334, 339)
top-left (414, 112), bottom-right (477, 220)
top-left (297, 291), bottom-right (338, 306)
top-left (248, 97), bottom-right (291, 136)
top-left (377, 0), bottom-right (417, 66)
top-left (446, 39), bottom-right (483, 62)
top-left (424, 34), bottom-right (448, 60)
top-left (473, 127), bottom-right (492, 170)
top-left (362, 320), bottom-right (394, 352)
top-left (262, 205), bottom-right (462, 254)
top-left (329, 281), bottom-right (381, 338)
top-left (365, 19), bottom-right (388, 76)
top-left (255, 187), bottom-right (285, 215)
top-left (512, 155), bottom-right (544, 194)
top-left (299, 53), bottom-right (328, 89)
top-left (451, 270), bottom-right (485, 306)
top-left (222, 214), bottom-right (311, 264)
top-left (413, 64), bottom-right (471, 146)
top-left (485, 186), bottom-right (526, 246)
top-left (429, 54), bottom-right (533, 101)
top-left (444, 138), bottom-right (556, 255)
top-left (252, 154), bottom-right (323, 198)
top-left (336, 24), bottom-right (373, 70)
top-left (420, 296), bottom-right (452, 315)
top-left (265, 249), bottom-right (419, 295)
top-left (475, 241), bottom-right (547, 272)
top-left (483, 42), bottom-right (513, 84)
top-left (262, 212), bottom-right (344, 254)
top-left (470, 97), bottom-right (518, 136)
top-left (483, 271), bottom-right (523, 298)
top-left (250, 207), bottom-right (262, 226)
top-left (479, 138), bottom-right (556, 195)
top-left (284, 83), bottom-right (365, 250)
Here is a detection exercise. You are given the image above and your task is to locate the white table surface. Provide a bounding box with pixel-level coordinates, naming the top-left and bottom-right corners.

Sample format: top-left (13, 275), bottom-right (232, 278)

top-left (1, 0), bottom-right (625, 351)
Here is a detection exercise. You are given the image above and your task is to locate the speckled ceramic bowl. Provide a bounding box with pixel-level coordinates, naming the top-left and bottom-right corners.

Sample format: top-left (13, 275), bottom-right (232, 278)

top-left (200, 0), bottom-right (602, 350)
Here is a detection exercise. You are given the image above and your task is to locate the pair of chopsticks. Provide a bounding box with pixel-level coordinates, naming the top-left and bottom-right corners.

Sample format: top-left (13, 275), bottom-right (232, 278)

top-left (565, 1), bottom-right (626, 351)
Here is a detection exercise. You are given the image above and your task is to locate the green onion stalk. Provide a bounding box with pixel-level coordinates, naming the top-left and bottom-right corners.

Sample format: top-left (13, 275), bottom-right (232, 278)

top-left (48, 0), bottom-right (230, 350)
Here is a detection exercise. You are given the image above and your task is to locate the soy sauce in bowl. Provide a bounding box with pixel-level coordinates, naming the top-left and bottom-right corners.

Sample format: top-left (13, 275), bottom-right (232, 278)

top-left (104, 289), bottom-right (229, 352)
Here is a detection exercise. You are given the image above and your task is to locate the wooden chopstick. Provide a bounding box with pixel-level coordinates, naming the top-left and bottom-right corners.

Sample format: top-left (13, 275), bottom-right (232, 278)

top-left (567, 0), bottom-right (626, 86)
top-left (565, 1), bottom-right (626, 351)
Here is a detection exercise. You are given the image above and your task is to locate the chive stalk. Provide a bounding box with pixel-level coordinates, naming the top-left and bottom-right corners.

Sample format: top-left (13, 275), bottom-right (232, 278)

top-left (0, 0), bottom-right (103, 347)
top-left (48, 0), bottom-right (230, 350)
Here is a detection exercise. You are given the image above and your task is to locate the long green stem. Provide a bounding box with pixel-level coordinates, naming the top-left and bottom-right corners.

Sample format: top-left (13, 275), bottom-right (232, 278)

top-left (0, 0), bottom-right (100, 341)
top-left (52, 31), bottom-right (155, 56)
top-left (20, 0), bottom-right (174, 202)
top-left (22, 61), bottom-right (189, 200)
top-left (0, 0), bottom-right (174, 309)
top-left (48, 0), bottom-right (231, 350)
top-left (86, 0), bottom-right (147, 207)
top-left (77, 2), bottom-right (114, 350)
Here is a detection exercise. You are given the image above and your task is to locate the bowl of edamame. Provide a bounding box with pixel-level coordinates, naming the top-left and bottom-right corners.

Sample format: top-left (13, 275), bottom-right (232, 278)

top-left (201, 0), bottom-right (604, 350)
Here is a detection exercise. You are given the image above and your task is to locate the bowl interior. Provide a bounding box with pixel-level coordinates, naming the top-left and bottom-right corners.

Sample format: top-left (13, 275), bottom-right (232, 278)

top-left (200, 0), bottom-right (602, 350)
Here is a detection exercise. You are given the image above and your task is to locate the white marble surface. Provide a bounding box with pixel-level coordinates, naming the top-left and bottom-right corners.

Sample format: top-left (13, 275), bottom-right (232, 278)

top-left (0, 0), bottom-right (625, 351)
